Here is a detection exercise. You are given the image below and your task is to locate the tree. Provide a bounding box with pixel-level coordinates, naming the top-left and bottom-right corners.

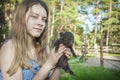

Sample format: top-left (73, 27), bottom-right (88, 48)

top-left (0, 0), bottom-right (22, 45)
top-left (45, 0), bottom-right (84, 47)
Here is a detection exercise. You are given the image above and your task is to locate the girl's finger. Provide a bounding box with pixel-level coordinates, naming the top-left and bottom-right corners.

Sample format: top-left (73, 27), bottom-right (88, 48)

top-left (57, 45), bottom-right (66, 51)
top-left (59, 43), bottom-right (64, 47)
top-left (66, 48), bottom-right (71, 52)
top-left (57, 47), bottom-right (66, 57)
top-left (65, 54), bottom-right (71, 59)
top-left (64, 51), bottom-right (71, 59)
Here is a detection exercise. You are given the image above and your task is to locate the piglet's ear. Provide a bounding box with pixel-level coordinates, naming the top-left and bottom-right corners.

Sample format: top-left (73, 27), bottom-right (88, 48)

top-left (60, 32), bottom-right (64, 37)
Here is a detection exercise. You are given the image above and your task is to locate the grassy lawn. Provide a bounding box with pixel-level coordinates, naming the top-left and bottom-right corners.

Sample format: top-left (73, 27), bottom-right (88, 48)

top-left (60, 57), bottom-right (120, 80)
top-left (60, 63), bottom-right (120, 80)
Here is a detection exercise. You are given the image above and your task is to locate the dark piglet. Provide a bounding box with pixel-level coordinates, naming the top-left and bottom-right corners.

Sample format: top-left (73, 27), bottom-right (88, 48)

top-left (54, 32), bottom-right (77, 75)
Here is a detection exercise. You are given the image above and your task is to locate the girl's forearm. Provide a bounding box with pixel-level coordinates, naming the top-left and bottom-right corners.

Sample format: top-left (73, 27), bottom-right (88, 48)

top-left (32, 62), bottom-right (53, 80)
top-left (49, 67), bottom-right (61, 80)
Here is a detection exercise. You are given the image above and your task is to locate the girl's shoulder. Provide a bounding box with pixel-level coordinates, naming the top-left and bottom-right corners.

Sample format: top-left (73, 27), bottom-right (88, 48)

top-left (1, 39), bottom-right (14, 49)
top-left (0, 39), bottom-right (15, 59)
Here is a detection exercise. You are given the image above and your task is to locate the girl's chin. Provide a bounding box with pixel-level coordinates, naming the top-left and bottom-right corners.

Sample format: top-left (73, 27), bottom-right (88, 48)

top-left (30, 32), bottom-right (42, 38)
top-left (34, 34), bottom-right (41, 38)
top-left (30, 33), bottom-right (40, 38)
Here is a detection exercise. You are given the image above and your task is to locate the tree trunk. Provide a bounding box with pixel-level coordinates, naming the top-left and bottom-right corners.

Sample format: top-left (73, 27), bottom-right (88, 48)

top-left (106, 0), bottom-right (112, 53)
top-left (100, 30), bottom-right (104, 67)
top-left (57, 0), bottom-right (64, 35)
top-left (94, 0), bottom-right (99, 54)
top-left (50, 6), bottom-right (55, 38)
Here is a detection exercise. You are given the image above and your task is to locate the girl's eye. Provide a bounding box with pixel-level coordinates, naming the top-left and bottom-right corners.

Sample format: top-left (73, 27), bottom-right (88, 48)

top-left (31, 15), bottom-right (38, 19)
top-left (42, 18), bottom-right (47, 22)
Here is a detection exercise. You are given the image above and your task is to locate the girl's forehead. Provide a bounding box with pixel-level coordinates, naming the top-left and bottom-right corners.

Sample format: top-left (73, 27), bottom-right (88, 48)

top-left (30, 4), bottom-right (47, 16)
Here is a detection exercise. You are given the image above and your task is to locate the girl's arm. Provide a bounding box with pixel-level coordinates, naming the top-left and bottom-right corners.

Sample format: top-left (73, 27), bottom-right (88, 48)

top-left (49, 49), bottom-right (71, 80)
top-left (0, 40), bottom-right (23, 80)
top-left (49, 67), bottom-right (61, 80)
top-left (33, 45), bottom-right (67, 80)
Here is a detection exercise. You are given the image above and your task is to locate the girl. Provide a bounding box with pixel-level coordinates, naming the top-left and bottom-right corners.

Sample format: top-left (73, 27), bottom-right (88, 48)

top-left (0, 0), bottom-right (70, 80)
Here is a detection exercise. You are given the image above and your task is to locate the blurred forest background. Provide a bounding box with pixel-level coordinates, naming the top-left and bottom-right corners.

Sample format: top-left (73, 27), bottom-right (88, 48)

top-left (0, 0), bottom-right (120, 55)
top-left (0, 1), bottom-right (120, 79)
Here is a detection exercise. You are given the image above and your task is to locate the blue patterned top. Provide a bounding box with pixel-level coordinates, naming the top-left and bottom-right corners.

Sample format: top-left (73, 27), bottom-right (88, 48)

top-left (0, 60), bottom-right (40, 80)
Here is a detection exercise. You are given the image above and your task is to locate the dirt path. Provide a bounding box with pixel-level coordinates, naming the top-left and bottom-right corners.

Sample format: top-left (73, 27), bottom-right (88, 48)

top-left (86, 56), bottom-right (120, 71)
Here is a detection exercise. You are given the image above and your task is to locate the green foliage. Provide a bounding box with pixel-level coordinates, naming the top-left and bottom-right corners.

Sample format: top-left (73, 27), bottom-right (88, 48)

top-left (74, 33), bottom-right (83, 46)
top-left (103, 17), bottom-right (119, 25)
top-left (56, 2), bottom-right (81, 29)
top-left (0, 24), bottom-right (9, 46)
top-left (1, 0), bottom-right (120, 48)
top-left (2, 0), bottom-right (22, 4)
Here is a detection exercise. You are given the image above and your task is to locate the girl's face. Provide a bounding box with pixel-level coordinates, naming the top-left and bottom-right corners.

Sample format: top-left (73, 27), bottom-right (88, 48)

top-left (25, 4), bottom-right (47, 38)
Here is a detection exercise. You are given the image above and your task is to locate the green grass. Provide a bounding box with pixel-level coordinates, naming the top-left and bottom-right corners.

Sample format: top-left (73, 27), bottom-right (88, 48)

top-left (60, 58), bottom-right (120, 80)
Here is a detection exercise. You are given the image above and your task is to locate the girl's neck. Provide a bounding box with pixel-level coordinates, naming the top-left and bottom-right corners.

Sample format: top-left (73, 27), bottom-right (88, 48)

top-left (27, 35), bottom-right (34, 49)
top-left (27, 35), bottom-right (37, 60)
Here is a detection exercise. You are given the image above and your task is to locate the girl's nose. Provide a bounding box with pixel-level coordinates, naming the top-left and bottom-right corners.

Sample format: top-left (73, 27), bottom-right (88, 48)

top-left (37, 19), bottom-right (44, 26)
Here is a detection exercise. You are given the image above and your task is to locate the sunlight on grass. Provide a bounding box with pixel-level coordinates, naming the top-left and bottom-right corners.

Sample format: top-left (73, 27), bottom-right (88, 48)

top-left (60, 53), bottom-right (120, 80)
top-left (60, 56), bottom-right (120, 80)
top-left (60, 63), bottom-right (120, 80)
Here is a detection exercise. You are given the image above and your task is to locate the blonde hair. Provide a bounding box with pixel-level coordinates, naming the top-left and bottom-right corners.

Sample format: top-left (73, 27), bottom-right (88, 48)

top-left (7, 0), bottom-right (49, 76)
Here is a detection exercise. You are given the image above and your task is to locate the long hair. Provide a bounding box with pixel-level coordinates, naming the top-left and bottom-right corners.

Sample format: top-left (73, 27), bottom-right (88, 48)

top-left (7, 0), bottom-right (49, 76)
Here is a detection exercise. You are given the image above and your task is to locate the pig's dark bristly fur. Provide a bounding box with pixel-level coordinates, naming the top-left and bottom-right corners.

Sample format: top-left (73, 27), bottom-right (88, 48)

top-left (54, 32), bottom-right (77, 75)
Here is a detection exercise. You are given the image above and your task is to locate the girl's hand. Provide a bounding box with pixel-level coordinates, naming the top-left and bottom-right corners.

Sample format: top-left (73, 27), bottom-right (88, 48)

top-left (46, 44), bottom-right (71, 67)
top-left (64, 48), bottom-right (71, 59)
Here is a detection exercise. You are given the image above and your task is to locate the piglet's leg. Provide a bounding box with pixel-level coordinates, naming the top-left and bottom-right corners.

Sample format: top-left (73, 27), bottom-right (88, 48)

top-left (69, 47), bottom-right (77, 57)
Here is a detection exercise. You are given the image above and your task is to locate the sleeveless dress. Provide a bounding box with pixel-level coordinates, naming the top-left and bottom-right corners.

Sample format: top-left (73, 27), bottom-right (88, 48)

top-left (0, 60), bottom-right (41, 80)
